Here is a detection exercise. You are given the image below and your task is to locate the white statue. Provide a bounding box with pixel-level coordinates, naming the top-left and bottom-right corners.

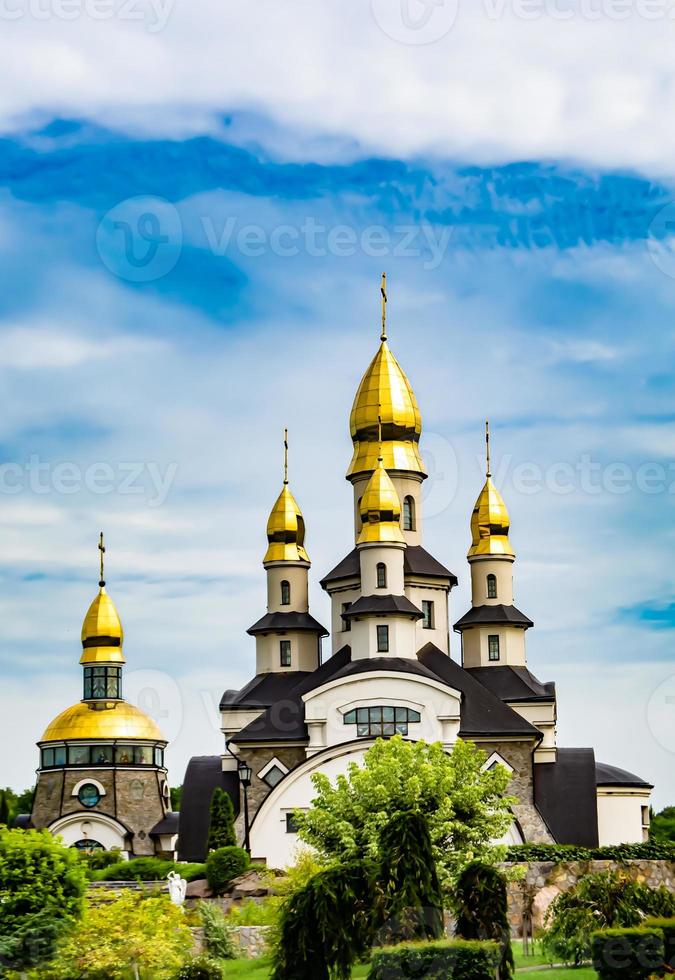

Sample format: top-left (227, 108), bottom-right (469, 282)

top-left (167, 870), bottom-right (187, 908)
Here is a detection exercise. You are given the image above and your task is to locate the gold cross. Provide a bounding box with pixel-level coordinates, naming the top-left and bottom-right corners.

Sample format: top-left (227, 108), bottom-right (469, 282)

top-left (380, 272), bottom-right (387, 341)
top-left (98, 531), bottom-right (105, 587)
top-left (485, 420), bottom-right (491, 479)
top-left (283, 428), bottom-right (289, 485)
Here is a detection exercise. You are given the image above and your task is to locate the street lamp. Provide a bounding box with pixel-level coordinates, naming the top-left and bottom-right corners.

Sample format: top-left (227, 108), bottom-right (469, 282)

top-left (238, 760), bottom-right (252, 855)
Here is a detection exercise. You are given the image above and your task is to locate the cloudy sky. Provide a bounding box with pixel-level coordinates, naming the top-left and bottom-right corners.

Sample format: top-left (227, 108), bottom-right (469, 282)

top-left (0, 0), bottom-right (674, 809)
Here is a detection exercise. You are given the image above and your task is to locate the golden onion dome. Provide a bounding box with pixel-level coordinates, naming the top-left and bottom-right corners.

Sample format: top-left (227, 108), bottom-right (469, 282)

top-left (80, 586), bottom-right (125, 666)
top-left (40, 700), bottom-right (165, 744)
top-left (468, 478), bottom-right (514, 559)
top-left (347, 339), bottom-right (426, 479)
top-left (357, 457), bottom-right (405, 545)
top-left (264, 484), bottom-right (310, 565)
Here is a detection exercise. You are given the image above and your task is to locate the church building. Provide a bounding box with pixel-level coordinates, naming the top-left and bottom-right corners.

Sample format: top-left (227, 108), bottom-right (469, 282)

top-left (177, 283), bottom-right (653, 866)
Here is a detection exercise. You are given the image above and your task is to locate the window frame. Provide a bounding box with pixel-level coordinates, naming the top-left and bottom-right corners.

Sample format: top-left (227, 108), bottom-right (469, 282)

top-left (376, 624), bottom-right (389, 652)
top-left (344, 705), bottom-right (421, 737)
top-left (403, 495), bottom-right (415, 531)
top-left (488, 634), bottom-right (500, 661)
top-left (376, 562), bottom-right (387, 589)
top-left (487, 574), bottom-right (497, 599)
top-left (83, 665), bottom-right (121, 700)
top-left (280, 580), bottom-right (291, 606)
top-left (421, 599), bottom-right (434, 630)
top-left (280, 639), bottom-right (292, 667)
top-left (342, 602), bottom-right (352, 631)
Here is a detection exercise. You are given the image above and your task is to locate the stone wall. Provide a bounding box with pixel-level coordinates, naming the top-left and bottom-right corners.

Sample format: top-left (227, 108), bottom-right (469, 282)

top-left (504, 859), bottom-right (675, 935)
top-left (234, 745), bottom-right (305, 844)
top-left (233, 926), bottom-right (271, 958)
top-left (477, 740), bottom-right (553, 844)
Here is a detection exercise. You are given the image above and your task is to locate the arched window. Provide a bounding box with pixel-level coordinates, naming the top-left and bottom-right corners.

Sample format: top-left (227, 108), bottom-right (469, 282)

top-left (403, 495), bottom-right (415, 531)
top-left (280, 580), bottom-right (291, 605)
top-left (376, 562), bottom-right (387, 589)
top-left (487, 574), bottom-right (497, 599)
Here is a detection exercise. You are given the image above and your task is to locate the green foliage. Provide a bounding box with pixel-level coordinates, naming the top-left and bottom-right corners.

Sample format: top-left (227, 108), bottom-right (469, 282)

top-left (208, 788), bottom-right (237, 851)
top-left (92, 856), bottom-right (206, 882)
top-left (171, 784), bottom-right (184, 811)
top-left (0, 827), bottom-right (87, 971)
top-left (206, 846), bottom-right (250, 894)
top-left (368, 939), bottom-right (501, 980)
top-left (271, 860), bottom-right (375, 980)
top-left (542, 869), bottom-right (675, 966)
top-left (644, 917), bottom-right (675, 974)
top-left (296, 736), bottom-right (515, 886)
top-left (650, 805), bottom-right (675, 843)
top-left (200, 901), bottom-right (237, 960)
top-left (0, 791), bottom-right (10, 827)
top-left (454, 861), bottom-right (514, 980)
top-left (174, 954), bottom-right (225, 979)
top-left (227, 897), bottom-right (279, 927)
top-left (42, 890), bottom-right (193, 979)
top-left (377, 809), bottom-right (444, 944)
top-left (0, 786), bottom-right (35, 828)
top-left (505, 840), bottom-right (675, 862)
top-left (77, 847), bottom-right (123, 875)
top-left (591, 927), bottom-right (665, 979)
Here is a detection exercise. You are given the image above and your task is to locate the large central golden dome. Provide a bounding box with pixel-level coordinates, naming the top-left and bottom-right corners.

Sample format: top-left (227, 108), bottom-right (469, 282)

top-left (347, 339), bottom-right (426, 479)
top-left (41, 700), bottom-right (165, 743)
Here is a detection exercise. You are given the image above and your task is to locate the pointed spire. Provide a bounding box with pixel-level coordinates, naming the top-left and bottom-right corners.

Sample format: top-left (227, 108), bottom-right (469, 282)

top-left (98, 530), bottom-right (106, 587)
top-left (80, 532), bottom-right (124, 665)
top-left (468, 421), bottom-right (514, 559)
top-left (485, 419), bottom-right (491, 479)
top-left (283, 428), bottom-right (289, 485)
top-left (380, 272), bottom-right (387, 342)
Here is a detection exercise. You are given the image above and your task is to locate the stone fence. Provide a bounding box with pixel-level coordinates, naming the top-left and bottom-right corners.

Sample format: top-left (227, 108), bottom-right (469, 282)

top-left (503, 859), bottom-right (675, 935)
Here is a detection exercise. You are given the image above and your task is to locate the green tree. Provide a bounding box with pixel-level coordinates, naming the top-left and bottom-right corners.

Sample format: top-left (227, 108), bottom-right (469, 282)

top-left (207, 787), bottom-right (236, 851)
top-left (454, 861), bottom-right (514, 980)
top-left (650, 805), bottom-right (675, 843)
top-left (43, 891), bottom-right (192, 979)
top-left (170, 784), bottom-right (183, 811)
top-left (296, 735), bottom-right (515, 885)
top-left (377, 809), bottom-right (444, 944)
top-left (0, 827), bottom-right (87, 972)
top-left (0, 791), bottom-right (10, 826)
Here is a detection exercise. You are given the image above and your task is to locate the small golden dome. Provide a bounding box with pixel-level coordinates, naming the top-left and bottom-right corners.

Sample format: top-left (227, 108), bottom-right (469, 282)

top-left (264, 484), bottom-right (310, 564)
top-left (80, 586), bottom-right (125, 666)
top-left (40, 700), bottom-right (165, 743)
top-left (348, 339), bottom-right (426, 479)
top-left (468, 477), bottom-right (515, 558)
top-left (357, 458), bottom-right (405, 545)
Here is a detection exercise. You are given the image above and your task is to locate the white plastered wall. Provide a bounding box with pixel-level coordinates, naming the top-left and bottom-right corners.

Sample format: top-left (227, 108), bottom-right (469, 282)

top-left (49, 812), bottom-right (130, 853)
top-left (461, 626), bottom-right (527, 667)
top-left (596, 787), bottom-right (652, 845)
top-left (349, 614), bottom-right (419, 660)
top-left (469, 556), bottom-right (514, 606)
top-left (255, 631), bottom-right (319, 674)
top-left (406, 581), bottom-right (450, 654)
top-left (265, 563), bottom-right (309, 613)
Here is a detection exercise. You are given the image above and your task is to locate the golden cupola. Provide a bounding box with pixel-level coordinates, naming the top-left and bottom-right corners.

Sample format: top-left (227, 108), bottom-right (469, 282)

top-left (357, 452), bottom-right (406, 545)
top-left (347, 275), bottom-right (426, 481)
top-left (468, 423), bottom-right (515, 559)
top-left (80, 584), bottom-right (125, 667)
top-left (263, 430), bottom-right (310, 565)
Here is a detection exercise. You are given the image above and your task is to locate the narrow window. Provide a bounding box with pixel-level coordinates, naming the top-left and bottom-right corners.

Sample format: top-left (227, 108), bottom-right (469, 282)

top-left (487, 574), bottom-right (497, 599)
top-left (280, 580), bottom-right (291, 605)
top-left (342, 602), bottom-right (351, 632)
top-left (488, 635), bottom-right (500, 662)
top-left (376, 563), bottom-right (387, 589)
top-left (280, 640), bottom-right (292, 667)
top-left (422, 600), bottom-right (434, 630)
top-left (403, 496), bottom-right (415, 531)
top-left (286, 813), bottom-right (299, 834)
top-left (377, 625), bottom-right (389, 653)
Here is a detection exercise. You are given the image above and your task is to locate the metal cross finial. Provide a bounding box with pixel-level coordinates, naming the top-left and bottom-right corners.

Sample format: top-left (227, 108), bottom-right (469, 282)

top-left (380, 272), bottom-right (387, 342)
top-left (377, 409), bottom-right (383, 462)
top-left (98, 531), bottom-right (106, 587)
top-left (283, 428), bottom-right (289, 485)
top-left (485, 420), bottom-right (491, 479)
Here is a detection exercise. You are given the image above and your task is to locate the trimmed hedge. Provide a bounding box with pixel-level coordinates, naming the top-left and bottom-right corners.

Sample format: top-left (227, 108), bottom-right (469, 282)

top-left (368, 939), bottom-right (500, 980)
top-left (591, 927), bottom-right (664, 979)
top-left (644, 917), bottom-right (675, 973)
top-left (92, 857), bottom-right (206, 882)
top-left (504, 840), bottom-right (675, 862)
top-left (205, 846), bottom-right (249, 895)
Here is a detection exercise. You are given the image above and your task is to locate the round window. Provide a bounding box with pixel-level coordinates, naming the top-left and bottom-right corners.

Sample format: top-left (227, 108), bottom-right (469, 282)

top-left (78, 783), bottom-right (101, 808)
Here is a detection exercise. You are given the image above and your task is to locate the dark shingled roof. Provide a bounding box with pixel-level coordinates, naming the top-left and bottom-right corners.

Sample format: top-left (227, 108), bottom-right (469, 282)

top-left (220, 670), bottom-right (311, 710)
top-left (247, 611), bottom-right (329, 637)
top-left (466, 666), bottom-right (555, 703)
top-left (176, 756), bottom-right (239, 862)
top-left (596, 761), bottom-right (652, 789)
top-left (454, 604), bottom-right (533, 631)
top-left (328, 655), bottom-right (442, 684)
top-left (150, 811), bottom-right (180, 836)
top-left (320, 545), bottom-right (457, 588)
top-left (534, 747), bottom-right (599, 847)
top-left (342, 594), bottom-right (423, 619)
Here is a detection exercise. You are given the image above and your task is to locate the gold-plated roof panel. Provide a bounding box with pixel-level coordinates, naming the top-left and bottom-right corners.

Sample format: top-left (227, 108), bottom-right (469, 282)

top-left (264, 484), bottom-right (310, 565)
top-left (80, 586), bottom-right (125, 665)
top-left (41, 701), bottom-right (165, 743)
top-left (468, 478), bottom-right (515, 558)
top-left (356, 459), bottom-right (405, 545)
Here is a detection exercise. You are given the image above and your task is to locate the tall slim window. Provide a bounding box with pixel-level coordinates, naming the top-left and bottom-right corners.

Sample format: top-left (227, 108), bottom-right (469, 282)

top-left (84, 666), bottom-right (121, 700)
top-left (422, 600), bottom-right (434, 630)
top-left (377, 625), bottom-right (389, 653)
top-left (488, 635), bottom-right (500, 662)
top-left (376, 562), bottom-right (387, 589)
top-left (280, 580), bottom-right (291, 605)
top-left (342, 602), bottom-right (351, 631)
top-left (403, 496), bottom-right (415, 531)
top-left (487, 574), bottom-right (497, 599)
top-left (280, 640), bottom-right (292, 667)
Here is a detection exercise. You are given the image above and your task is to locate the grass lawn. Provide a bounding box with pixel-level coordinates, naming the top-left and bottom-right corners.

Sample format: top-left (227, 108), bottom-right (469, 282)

top-left (517, 970), bottom-right (594, 979)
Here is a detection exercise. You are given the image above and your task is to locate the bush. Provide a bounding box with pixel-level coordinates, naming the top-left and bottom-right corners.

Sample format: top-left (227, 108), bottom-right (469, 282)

top-left (93, 857), bottom-right (206, 882)
top-left (227, 896), bottom-right (279, 927)
top-left (174, 953), bottom-right (225, 979)
top-left (591, 927), bottom-right (664, 979)
top-left (205, 846), bottom-right (250, 894)
top-left (199, 901), bottom-right (236, 960)
top-left (207, 788), bottom-right (236, 851)
top-left (454, 862), bottom-right (513, 980)
top-left (644, 917), bottom-right (675, 974)
top-left (77, 847), bottom-right (123, 874)
top-left (504, 840), bottom-right (675, 862)
top-left (368, 939), bottom-right (501, 980)
top-left (0, 827), bottom-right (87, 972)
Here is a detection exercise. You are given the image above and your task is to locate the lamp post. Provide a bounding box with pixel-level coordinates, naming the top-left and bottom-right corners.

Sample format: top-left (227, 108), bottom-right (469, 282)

top-left (238, 760), bottom-right (252, 855)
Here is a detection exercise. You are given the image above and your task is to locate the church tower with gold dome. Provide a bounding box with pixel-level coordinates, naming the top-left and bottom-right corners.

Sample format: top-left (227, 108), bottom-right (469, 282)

top-left (30, 536), bottom-right (176, 857)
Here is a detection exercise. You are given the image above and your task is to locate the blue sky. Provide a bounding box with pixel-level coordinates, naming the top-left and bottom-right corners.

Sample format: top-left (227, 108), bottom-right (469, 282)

top-left (0, 0), bottom-right (674, 807)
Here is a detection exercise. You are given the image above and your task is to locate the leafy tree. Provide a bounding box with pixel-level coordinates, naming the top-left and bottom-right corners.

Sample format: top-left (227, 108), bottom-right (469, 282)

top-left (207, 787), bottom-right (236, 851)
top-left (650, 805), bottom-right (675, 843)
top-left (0, 791), bottom-right (9, 827)
top-left (171, 784), bottom-right (183, 811)
top-left (0, 786), bottom-right (34, 827)
top-left (0, 827), bottom-right (86, 973)
top-left (199, 900), bottom-right (236, 959)
top-left (271, 860), bottom-right (374, 980)
top-left (205, 846), bottom-right (249, 894)
top-left (43, 891), bottom-right (192, 979)
top-left (454, 861), bottom-right (514, 980)
top-left (296, 735), bottom-right (515, 885)
top-left (377, 809), bottom-right (444, 944)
